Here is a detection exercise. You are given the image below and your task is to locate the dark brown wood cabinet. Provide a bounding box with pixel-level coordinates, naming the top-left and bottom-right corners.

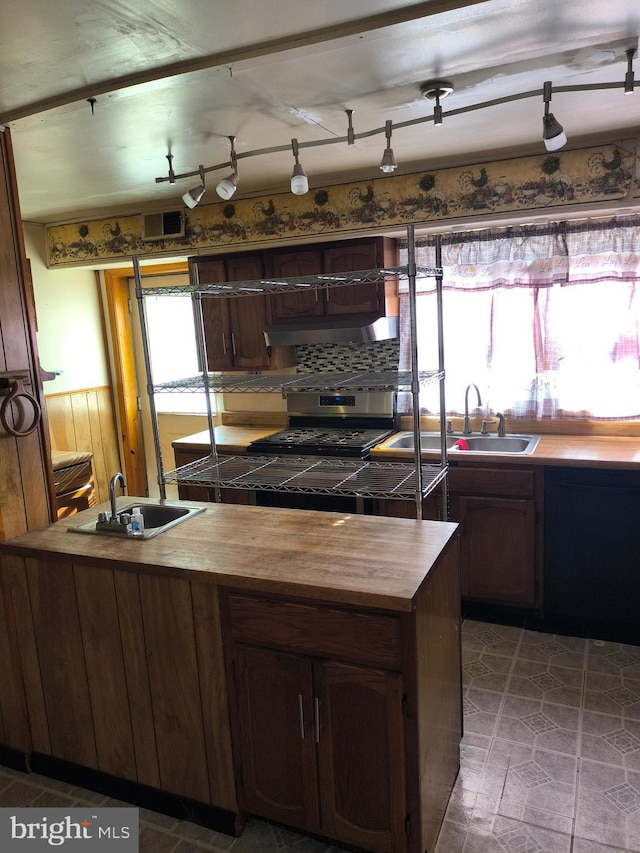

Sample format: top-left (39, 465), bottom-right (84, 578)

top-left (3, 554), bottom-right (237, 810)
top-left (221, 582), bottom-right (460, 853)
top-left (196, 255), bottom-right (278, 371)
top-left (191, 237), bottom-right (397, 370)
top-left (268, 249), bottom-right (324, 322)
top-left (315, 659), bottom-right (405, 852)
top-left (232, 644), bottom-right (319, 831)
top-left (322, 239), bottom-right (386, 316)
top-left (1, 502), bottom-right (460, 849)
top-left (376, 463), bottom-right (542, 610)
top-left (232, 645), bottom-right (404, 852)
top-left (457, 493), bottom-right (536, 606)
top-left (451, 466), bottom-right (540, 608)
top-left (268, 237), bottom-right (397, 324)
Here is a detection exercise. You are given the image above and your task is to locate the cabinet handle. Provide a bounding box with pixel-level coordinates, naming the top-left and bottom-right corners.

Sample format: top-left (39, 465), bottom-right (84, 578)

top-left (298, 694), bottom-right (305, 739)
top-left (231, 332), bottom-right (237, 356)
top-left (221, 333), bottom-right (227, 355)
top-left (314, 697), bottom-right (320, 743)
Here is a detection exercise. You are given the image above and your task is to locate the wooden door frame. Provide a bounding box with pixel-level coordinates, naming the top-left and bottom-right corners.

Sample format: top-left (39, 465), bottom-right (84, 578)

top-left (102, 261), bottom-right (188, 498)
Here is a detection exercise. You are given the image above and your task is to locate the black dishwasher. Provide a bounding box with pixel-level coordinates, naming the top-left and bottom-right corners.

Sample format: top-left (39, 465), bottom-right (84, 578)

top-left (544, 466), bottom-right (640, 640)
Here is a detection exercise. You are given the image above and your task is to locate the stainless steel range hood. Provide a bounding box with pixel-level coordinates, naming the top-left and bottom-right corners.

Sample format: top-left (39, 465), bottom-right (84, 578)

top-left (263, 316), bottom-right (398, 346)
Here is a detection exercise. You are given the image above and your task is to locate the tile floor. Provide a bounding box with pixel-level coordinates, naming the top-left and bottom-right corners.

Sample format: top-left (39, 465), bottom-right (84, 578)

top-left (1, 619), bottom-right (639, 852)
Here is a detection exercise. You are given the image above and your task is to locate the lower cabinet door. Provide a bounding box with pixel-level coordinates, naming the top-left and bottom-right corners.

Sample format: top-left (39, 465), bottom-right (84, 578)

top-left (234, 645), bottom-right (320, 832)
top-left (315, 660), bottom-right (406, 853)
top-left (459, 495), bottom-right (536, 606)
top-left (232, 646), bottom-right (406, 853)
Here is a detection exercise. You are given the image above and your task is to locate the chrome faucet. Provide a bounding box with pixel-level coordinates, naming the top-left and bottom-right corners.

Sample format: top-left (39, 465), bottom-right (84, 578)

top-left (462, 384), bottom-right (482, 435)
top-left (109, 472), bottom-right (126, 520)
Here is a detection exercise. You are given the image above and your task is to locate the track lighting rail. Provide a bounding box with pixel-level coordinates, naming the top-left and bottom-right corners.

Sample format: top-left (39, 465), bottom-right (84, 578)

top-left (155, 60), bottom-right (637, 189)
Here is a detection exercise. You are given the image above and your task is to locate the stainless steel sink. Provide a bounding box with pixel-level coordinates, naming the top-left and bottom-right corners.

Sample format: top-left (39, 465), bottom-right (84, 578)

top-left (463, 436), bottom-right (539, 453)
top-left (383, 431), bottom-right (540, 455)
top-left (69, 502), bottom-right (206, 539)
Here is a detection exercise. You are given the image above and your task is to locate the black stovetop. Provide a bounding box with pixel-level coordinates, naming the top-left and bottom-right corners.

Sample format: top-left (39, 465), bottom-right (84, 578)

top-left (247, 425), bottom-right (394, 458)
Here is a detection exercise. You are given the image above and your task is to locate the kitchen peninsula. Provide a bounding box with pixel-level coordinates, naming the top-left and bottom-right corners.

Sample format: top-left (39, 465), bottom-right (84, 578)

top-left (0, 500), bottom-right (461, 853)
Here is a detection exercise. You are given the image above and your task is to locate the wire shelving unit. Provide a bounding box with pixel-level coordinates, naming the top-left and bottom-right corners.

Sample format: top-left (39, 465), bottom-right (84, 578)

top-left (134, 224), bottom-right (448, 519)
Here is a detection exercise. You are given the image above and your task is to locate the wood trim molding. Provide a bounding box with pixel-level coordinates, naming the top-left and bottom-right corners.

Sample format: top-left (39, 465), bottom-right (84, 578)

top-left (102, 262), bottom-right (188, 498)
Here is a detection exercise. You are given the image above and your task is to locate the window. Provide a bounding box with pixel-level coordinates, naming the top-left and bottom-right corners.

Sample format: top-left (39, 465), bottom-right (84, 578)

top-left (138, 285), bottom-right (212, 414)
top-left (400, 216), bottom-right (640, 420)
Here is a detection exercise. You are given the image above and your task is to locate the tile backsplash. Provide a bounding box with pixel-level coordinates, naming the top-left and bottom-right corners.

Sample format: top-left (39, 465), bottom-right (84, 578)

top-left (296, 340), bottom-right (400, 372)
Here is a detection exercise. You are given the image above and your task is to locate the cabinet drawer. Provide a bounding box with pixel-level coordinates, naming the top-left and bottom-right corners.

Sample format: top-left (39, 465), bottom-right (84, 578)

top-left (53, 461), bottom-right (93, 496)
top-left (224, 592), bottom-right (401, 670)
top-left (449, 466), bottom-right (535, 497)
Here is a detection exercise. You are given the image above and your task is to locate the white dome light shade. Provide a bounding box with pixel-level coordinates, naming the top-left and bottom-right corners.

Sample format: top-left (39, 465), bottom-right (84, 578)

top-left (291, 163), bottom-right (309, 194)
top-left (182, 184), bottom-right (205, 208)
top-left (182, 165), bottom-right (206, 208)
top-left (379, 120), bottom-right (397, 173)
top-left (379, 148), bottom-right (397, 173)
top-left (543, 114), bottom-right (568, 151)
top-left (289, 139), bottom-right (309, 194)
top-left (542, 82), bottom-right (567, 152)
top-left (216, 171), bottom-right (239, 200)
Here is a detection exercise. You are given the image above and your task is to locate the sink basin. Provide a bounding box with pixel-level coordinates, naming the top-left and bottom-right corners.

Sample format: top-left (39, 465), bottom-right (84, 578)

top-left (386, 433), bottom-right (457, 451)
top-left (383, 432), bottom-right (540, 455)
top-left (69, 502), bottom-right (206, 539)
top-left (463, 436), bottom-right (539, 452)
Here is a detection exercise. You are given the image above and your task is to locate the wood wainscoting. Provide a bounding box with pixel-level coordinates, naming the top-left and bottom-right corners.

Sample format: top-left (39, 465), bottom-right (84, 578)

top-left (45, 387), bottom-right (122, 506)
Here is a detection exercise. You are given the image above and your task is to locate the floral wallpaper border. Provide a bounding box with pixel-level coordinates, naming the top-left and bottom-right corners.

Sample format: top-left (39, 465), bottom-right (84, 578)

top-left (46, 142), bottom-right (637, 268)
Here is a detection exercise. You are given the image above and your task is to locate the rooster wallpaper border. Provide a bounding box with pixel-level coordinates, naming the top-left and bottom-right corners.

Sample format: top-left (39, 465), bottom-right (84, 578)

top-left (46, 141), bottom-right (637, 268)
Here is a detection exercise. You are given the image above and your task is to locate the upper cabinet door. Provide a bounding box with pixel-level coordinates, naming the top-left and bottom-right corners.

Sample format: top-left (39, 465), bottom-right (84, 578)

top-left (195, 259), bottom-right (233, 371)
top-left (322, 241), bottom-right (384, 316)
top-left (269, 250), bottom-right (324, 322)
top-left (226, 254), bottom-right (272, 369)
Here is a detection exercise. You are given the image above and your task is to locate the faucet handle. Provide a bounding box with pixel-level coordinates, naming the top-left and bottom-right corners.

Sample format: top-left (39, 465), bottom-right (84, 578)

top-left (480, 419), bottom-right (497, 436)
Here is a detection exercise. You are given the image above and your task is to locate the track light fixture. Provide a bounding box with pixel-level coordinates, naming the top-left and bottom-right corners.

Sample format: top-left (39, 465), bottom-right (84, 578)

top-left (290, 139), bottom-right (309, 195)
top-left (216, 136), bottom-right (239, 200)
top-left (158, 49), bottom-right (636, 199)
top-left (379, 120), bottom-right (397, 173)
top-left (182, 165), bottom-right (206, 208)
top-left (624, 47), bottom-right (636, 94)
top-left (166, 153), bottom-right (176, 185)
top-left (346, 109), bottom-right (355, 145)
top-left (542, 81), bottom-right (568, 152)
top-left (420, 80), bottom-right (454, 126)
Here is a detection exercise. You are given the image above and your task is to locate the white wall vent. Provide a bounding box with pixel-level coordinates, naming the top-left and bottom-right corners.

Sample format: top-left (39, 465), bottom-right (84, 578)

top-left (141, 210), bottom-right (185, 241)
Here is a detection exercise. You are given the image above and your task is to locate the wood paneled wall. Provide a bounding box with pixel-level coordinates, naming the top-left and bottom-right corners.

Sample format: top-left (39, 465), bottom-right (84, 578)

top-left (46, 387), bottom-right (121, 505)
top-left (0, 126), bottom-right (54, 757)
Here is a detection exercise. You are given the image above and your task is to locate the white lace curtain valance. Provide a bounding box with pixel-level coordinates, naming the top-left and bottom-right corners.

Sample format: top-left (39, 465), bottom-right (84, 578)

top-left (403, 215), bottom-right (640, 291)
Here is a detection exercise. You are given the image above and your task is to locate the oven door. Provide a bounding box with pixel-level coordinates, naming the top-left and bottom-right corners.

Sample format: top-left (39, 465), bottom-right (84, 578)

top-left (254, 489), bottom-right (373, 515)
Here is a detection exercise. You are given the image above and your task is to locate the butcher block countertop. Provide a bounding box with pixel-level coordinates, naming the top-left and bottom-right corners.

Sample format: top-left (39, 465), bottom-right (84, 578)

top-left (172, 424), bottom-right (640, 469)
top-left (0, 498), bottom-right (458, 613)
top-left (172, 426), bottom-right (280, 455)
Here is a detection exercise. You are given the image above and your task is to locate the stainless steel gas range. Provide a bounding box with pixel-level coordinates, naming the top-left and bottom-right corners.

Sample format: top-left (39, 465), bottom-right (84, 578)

top-left (246, 390), bottom-right (397, 513)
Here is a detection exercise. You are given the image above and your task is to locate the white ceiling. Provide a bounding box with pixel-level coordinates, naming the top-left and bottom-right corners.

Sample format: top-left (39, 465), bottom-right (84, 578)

top-left (2, 0), bottom-right (640, 224)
